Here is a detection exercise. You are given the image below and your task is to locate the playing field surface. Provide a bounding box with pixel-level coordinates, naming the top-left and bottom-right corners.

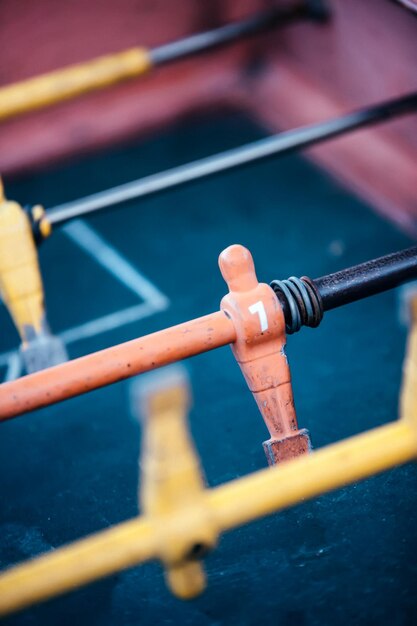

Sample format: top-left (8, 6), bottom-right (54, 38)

top-left (1, 112), bottom-right (416, 625)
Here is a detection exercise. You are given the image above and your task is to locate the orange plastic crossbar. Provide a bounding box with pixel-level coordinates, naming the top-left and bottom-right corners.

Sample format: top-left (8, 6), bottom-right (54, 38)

top-left (0, 311), bottom-right (235, 421)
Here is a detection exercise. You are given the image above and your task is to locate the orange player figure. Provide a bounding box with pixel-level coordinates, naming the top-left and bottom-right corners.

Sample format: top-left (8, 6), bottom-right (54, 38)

top-left (219, 244), bottom-right (311, 464)
top-left (0, 241), bottom-right (311, 465)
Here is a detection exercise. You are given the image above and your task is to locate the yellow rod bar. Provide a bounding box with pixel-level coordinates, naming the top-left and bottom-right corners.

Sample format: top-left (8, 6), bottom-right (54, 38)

top-left (208, 420), bottom-right (417, 532)
top-left (0, 48), bottom-right (152, 122)
top-left (1, 420), bottom-right (416, 617)
top-left (0, 518), bottom-right (156, 616)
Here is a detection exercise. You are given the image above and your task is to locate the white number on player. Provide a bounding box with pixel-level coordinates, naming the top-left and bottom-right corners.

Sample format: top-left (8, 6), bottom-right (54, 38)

top-left (248, 301), bottom-right (268, 332)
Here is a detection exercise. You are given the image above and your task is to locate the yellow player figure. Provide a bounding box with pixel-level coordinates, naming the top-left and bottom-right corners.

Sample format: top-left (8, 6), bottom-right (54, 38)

top-left (0, 179), bottom-right (67, 373)
top-left (131, 366), bottom-right (217, 598)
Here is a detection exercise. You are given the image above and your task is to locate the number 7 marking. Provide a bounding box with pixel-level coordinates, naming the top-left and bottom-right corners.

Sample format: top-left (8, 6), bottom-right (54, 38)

top-left (248, 301), bottom-right (268, 332)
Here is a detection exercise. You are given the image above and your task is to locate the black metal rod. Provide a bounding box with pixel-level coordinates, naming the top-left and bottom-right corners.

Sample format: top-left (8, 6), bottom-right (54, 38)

top-left (271, 246), bottom-right (417, 334)
top-left (313, 246), bottom-right (417, 311)
top-left (150, 2), bottom-right (326, 66)
top-left (46, 92), bottom-right (417, 226)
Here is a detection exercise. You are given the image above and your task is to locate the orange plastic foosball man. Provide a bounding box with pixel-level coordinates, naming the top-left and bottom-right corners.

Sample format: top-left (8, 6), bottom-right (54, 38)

top-left (219, 244), bottom-right (311, 464)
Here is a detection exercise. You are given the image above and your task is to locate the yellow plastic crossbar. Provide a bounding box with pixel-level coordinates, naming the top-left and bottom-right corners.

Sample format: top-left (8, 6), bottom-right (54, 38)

top-left (0, 299), bottom-right (416, 618)
top-left (0, 48), bottom-right (151, 122)
top-left (0, 419), bottom-right (416, 616)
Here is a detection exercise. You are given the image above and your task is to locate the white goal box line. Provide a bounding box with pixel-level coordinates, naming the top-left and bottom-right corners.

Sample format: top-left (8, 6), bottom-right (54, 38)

top-left (0, 219), bottom-right (170, 381)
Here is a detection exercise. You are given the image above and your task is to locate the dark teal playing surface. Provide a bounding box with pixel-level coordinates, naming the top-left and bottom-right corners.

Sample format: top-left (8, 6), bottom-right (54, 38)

top-left (1, 112), bottom-right (416, 625)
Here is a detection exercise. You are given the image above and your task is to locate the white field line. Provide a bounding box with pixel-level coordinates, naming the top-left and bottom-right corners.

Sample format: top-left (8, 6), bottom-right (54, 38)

top-left (0, 300), bottom-right (166, 370)
top-left (0, 220), bottom-right (169, 379)
top-left (63, 220), bottom-right (168, 308)
top-left (60, 300), bottom-right (165, 344)
top-left (4, 353), bottom-right (22, 382)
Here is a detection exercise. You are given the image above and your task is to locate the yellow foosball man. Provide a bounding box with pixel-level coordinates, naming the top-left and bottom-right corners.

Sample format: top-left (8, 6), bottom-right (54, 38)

top-left (0, 179), bottom-right (67, 373)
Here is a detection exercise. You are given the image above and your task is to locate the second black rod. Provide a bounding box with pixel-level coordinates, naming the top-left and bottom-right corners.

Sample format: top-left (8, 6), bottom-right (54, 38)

top-left (44, 92), bottom-right (417, 228)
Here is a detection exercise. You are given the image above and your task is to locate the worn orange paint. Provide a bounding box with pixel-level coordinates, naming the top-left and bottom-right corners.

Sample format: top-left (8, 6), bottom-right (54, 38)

top-left (219, 244), bottom-right (311, 464)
